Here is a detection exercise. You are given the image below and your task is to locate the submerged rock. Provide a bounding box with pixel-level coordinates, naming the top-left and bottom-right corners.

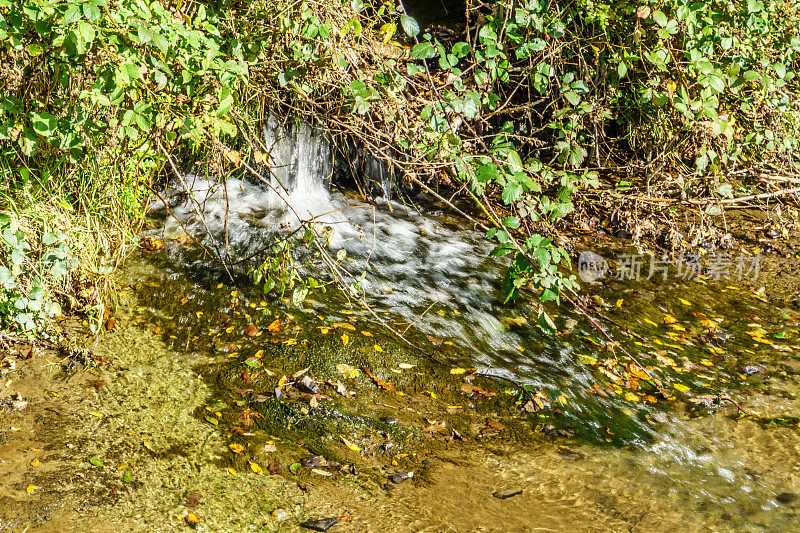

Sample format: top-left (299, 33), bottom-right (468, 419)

top-left (776, 492), bottom-right (798, 504)
top-left (492, 488), bottom-right (523, 499)
top-left (296, 375), bottom-right (320, 395)
top-left (300, 517), bottom-right (338, 531)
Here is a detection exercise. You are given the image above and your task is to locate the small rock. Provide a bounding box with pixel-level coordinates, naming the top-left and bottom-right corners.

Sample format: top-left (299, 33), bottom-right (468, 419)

top-left (389, 472), bottom-right (411, 484)
top-left (296, 375), bottom-right (320, 395)
top-left (493, 488), bottom-right (523, 499)
top-left (743, 364), bottom-right (765, 375)
top-left (777, 492), bottom-right (798, 504)
top-left (301, 455), bottom-right (328, 469)
top-left (380, 415), bottom-right (398, 425)
top-left (271, 508), bottom-right (290, 521)
top-left (422, 459), bottom-right (433, 467)
top-left (300, 517), bottom-right (338, 531)
top-left (11, 392), bottom-right (27, 411)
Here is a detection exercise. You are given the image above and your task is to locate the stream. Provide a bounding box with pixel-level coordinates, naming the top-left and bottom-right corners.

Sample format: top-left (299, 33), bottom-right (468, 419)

top-left (3, 119), bottom-right (800, 531)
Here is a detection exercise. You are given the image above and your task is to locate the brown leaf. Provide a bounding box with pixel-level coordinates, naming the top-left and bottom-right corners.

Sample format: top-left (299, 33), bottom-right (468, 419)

top-left (244, 324), bottom-right (260, 337)
top-left (267, 319), bottom-right (282, 333)
top-left (627, 362), bottom-right (650, 381)
top-left (361, 366), bottom-right (396, 392)
top-left (422, 420), bottom-right (447, 433)
top-left (486, 418), bottom-right (505, 431)
top-left (185, 492), bottom-right (202, 508)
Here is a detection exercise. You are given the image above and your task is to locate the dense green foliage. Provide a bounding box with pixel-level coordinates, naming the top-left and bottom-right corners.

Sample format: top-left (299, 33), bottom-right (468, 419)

top-left (1, 0), bottom-right (798, 333)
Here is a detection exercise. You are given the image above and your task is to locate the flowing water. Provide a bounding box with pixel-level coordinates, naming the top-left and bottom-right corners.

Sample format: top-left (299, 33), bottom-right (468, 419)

top-left (26, 121), bottom-right (800, 531)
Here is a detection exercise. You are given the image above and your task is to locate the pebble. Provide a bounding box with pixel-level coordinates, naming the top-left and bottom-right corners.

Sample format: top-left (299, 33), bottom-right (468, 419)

top-left (390, 472), bottom-right (409, 484)
top-left (271, 508), bottom-right (290, 521)
top-left (493, 488), bottom-right (523, 499)
top-left (380, 415), bottom-right (398, 425)
top-left (300, 517), bottom-right (338, 531)
top-left (743, 364), bottom-right (765, 375)
top-left (301, 455), bottom-right (328, 469)
top-left (296, 375), bottom-right (320, 395)
top-left (776, 492), bottom-right (798, 504)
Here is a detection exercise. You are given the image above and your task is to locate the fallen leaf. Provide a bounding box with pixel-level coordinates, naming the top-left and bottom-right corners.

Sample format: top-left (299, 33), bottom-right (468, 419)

top-left (626, 363), bottom-right (650, 381)
top-left (341, 436), bottom-right (361, 452)
top-left (229, 443), bottom-right (245, 454)
top-left (185, 492), bottom-right (202, 508)
top-left (88, 457), bottom-right (103, 467)
top-left (244, 324), bottom-right (260, 337)
top-left (267, 319), bottom-right (282, 332)
top-left (341, 333), bottom-right (349, 346)
top-left (249, 461), bottom-right (264, 475)
top-left (185, 510), bottom-right (202, 527)
top-left (29, 458), bottom-right (39, 467)
top-left (663, 314), bottom-right (678, 325)
top-left (361, 366), bottom-right (396, 391)
top-left (450, 368), bottom-right (467, 375)
top-left (26, 485), bottom-right (36, 494)
top-left (336, 364), bottom-right (359, 379)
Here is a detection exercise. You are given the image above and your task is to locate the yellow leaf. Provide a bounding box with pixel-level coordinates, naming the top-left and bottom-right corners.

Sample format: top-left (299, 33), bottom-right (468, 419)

top-left (624, 392), bottom-right (639, 402)
top-left (644, 318), bottom-right (658, 327)
top-left (449, 368), bottom-right (467, 375)
top-left (616, 299), bottom-right (624, 307)
top-left (678, 298), bottom-right (691, 306)
top-left (361, 331), bottom-right (373, 337)
top-left (699, 358), bottom-right (713, 366)
top-left (231, 290), bottom-right (238, 298)
top-left (336, 364), bottom-right (359, 379)
top-left (90, 412), bottom-right (102, 418)
top-left (185, 510), bottom-right (202, 526)
top-left (143, 441), bottom-right (154, 451)
top-left (254, 349), bottom-right (263, 358)
top-left (341, 436), bottom-right (361, 452)
top-left (374, 344), bottom-right (383, 352)
top-left (229, 443), bottom-right (245, 454)
top-left (217, 283), bottom-right (224, 289)
top-left (320, 327), bottom-right (329, 334)
top-left (26, 485), bottom-right (36, 494)
top-left (227, 467), bottom-right (237, 475)
top-left (663, 314), bottom-right (678, 325)
top-left (341, 333), bottom-right (349, 346)
top-left (673, 383), bottom-right (690, 392)
top-left (249, 461), bottom-right (264, 475)
top-left (29, 458), bottom-right (39, 467)
top-left (181, 298), bottom-right (189, 305)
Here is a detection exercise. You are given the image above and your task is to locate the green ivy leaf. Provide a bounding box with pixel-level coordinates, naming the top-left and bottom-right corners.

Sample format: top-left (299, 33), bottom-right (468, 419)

top-left (411, 42), bottom-right (436, 59)
top-left (400, 14), bottom-right (419, 37)
top-left (30, 111), bottom-right (57, 137)
top-left (502, 182), bottom-right (522, 204)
